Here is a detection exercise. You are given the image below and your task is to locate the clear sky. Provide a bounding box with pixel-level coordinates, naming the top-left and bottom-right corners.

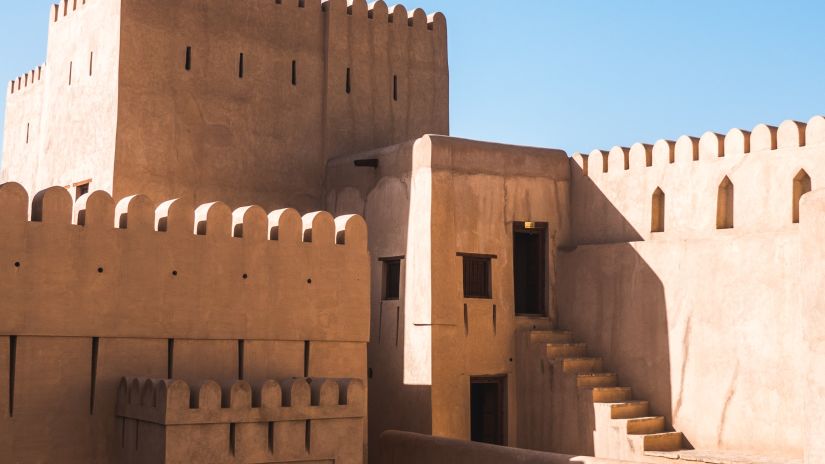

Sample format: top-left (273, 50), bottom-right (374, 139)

top-left (1, 0), bottom-right (824, 156)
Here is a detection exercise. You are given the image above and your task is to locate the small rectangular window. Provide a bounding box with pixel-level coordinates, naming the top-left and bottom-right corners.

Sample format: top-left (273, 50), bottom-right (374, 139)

top-left (75, 181), bottom-right (90, 199)
top-left (382, 259), bottom-right (401, 300)
top-left (462, 254), bottom-right (492, 299)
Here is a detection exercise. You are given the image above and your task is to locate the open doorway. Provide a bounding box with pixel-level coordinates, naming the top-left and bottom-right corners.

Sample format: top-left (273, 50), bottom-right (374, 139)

top-left (513, 222), bottom-right (547, 316)
top-left (470, 376), bottom-right (507, 445)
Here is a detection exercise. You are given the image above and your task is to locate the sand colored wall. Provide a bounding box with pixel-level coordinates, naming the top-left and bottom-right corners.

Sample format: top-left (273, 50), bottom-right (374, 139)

top-left (558, 117), bottom-right (825, 457)
top-left (799, 190), bottom-right (825, 464)
top-left (2, 0), bottom-right (121, 195)
top-left (326, 135), bottom-right (571, 458)
top-left (0, 182), bottom-right (369, 463)
top-left (113, 0), bottom-right (448, 213)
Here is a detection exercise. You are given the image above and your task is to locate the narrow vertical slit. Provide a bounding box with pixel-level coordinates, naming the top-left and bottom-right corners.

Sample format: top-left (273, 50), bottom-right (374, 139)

top-left (393, 75), bottom-right (398, 101)
top-left (229, 423), bottom-right (236, 456)
top-left (69, 61), bottom-right (73, 86)
top-left (463, 304), bottom-right (469, 336)
top-left (268, 421), bottom-right (274, 454)
top-left (345, 67), bottom-right (351, 94)
top-left (26, 123), bottom-right (29, 144)
top-left (238, 340), bottom-right (245, 380)
top-left (121, 418), bottom-right (126, 448)
top-left (292, 60), bottom-right (297, 86)
top-left (90, 337), bottom-right (99, 415)
top-left (135, 420), bottom-right (140, 450)
top-left (377, 306), bottom-right (384, 344)
top-left (185, 47), bottom-right (192, 71)
top-left (305, 420), bottom-right (311, 452)
top-left (303, 340), bottom-right (310, 378)
top-left (395, 306), bottom-right (400, 347)
top-left (9, 336), bottom-right (16, 417)
top-left (238, 53), bottom-right (244, 79)
top-left (167, 339), bottom-right (174, 379)
top-left (493, 304), bottom-right (497, 334)
top-left (89, 51), bottom-right (93, 76)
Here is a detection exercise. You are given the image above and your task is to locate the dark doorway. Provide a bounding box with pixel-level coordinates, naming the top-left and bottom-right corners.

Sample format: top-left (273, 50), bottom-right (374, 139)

top-left (513, 222), bottom-right (547, 316)
top-left (470, 376), bottom-right (507, 445)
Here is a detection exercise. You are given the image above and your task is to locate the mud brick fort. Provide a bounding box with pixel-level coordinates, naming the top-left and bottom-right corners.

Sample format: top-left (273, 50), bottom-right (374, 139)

top-left (1, 1), bottom-right (824, 464)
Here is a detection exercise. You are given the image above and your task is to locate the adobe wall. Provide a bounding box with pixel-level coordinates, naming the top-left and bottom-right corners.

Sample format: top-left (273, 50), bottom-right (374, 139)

top-left (558, 116), bottom-right (825, 457)
top-left (0, 182), bottom-right (369, 463)
top-left (325, 135), bottom-right (571, 458)
top-left (113, 0), bottom-right (449, 213)
top-left (2, 0), bottom-right (121, 196)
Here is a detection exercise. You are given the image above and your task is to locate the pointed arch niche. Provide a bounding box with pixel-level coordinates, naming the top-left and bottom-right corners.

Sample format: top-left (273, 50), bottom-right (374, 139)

top-left (651, 188), bottom-right (665, 233)
top-left (793, 169), bottom-right (812, 224)
top-left (717, 177), bottom-right (734, 229)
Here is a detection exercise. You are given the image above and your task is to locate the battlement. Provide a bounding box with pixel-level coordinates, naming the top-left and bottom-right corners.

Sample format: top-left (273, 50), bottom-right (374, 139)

top-left (51, 0), bottom-right (91, 23)
top-left (574, 115), bottom-right (825, 176)
top-left (8, 65), bottom-right (44, 96)
top-left (0, 182), bottom-right (369, 342)
top-left (117, 377), bottom-right (365, 425)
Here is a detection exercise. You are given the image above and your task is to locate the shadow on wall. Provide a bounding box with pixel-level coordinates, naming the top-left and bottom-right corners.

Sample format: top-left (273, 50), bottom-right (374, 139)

top-left (557, 161), bottom-right (678, 450)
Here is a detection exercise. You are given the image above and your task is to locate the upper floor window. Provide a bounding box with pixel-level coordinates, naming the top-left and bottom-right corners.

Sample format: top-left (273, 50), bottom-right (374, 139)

top-left (381, 258), bottom-right (401, 301)
top-left (461, 253), bottom-right (493, 299)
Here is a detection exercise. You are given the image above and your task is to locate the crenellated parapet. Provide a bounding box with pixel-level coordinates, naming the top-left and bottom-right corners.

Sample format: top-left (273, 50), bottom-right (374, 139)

top-left (8, 65), bottom-right (44, 96)
top-left (117, 376), bottom-right (366, 425)
top-left (0, 182), bottom-right (369, 342)
top-left (570, 115), bottom-right (825, 243)
top-left (117, 377), bottom-right (366, 463)
top-left (51, 0), bottom-right (91, 23)
top-left (573, 116), bottom-right (825, 177)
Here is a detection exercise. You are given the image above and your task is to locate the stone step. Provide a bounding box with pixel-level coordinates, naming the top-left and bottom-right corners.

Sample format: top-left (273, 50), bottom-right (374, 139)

top-left (530, 330), bottom-right (574, 344)
top-left (609, 400), bottom-right (649, 419)
top-left (626, 416), bottom-right (666, 435)
top-left (562, 357), bottom-right (604, 374)
top-left (633, 431), bottom-right (684, 452)
top-left (546, 342), bottom-right (587, 359)
top-left (576, 373), bottom-right (617, 388)
top-left (592, 386), bottom-right (632, 403)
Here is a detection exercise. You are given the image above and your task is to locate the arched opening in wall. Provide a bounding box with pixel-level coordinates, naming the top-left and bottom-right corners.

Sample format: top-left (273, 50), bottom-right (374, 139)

top-left (651, 188), bottom-right (665, 233)
top-left (793, 169), bottom-right (812, 224)
top-left (717, 176), bottom-right (734, 229)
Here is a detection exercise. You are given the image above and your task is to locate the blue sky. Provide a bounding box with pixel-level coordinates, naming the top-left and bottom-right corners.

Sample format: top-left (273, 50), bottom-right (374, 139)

top-left (2, 0), bottom-right (824, 155)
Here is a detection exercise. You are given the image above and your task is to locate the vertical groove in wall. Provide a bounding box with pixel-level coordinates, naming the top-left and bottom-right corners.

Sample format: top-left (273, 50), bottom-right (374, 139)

top-left (377, 305), bottom-right (384, 344)
top-left (238, 340), bottom-right (245, 380)
top-left (268, 421), bottom-right (274, 454)
top-left (8, 336), bottom-right (16, 417)
top-left (90, 337), bottom-right (99, 415)
top-left (303, 340), bottom-right (310, 378)
top-left (463, 304), bottom-right (469, 336)
top-left (493, 304), bottom-right (497, 334)
top-left (69, 61), bottom-right (73, 86)
top-left (305, 419), bottom-right (311, 452)
top-left (89, 51), bottom-right (93, 76)
top-left (395, 306), bottom-right (400, 347)
top-left (167, 339), bottom-right (174, 379)
top-left (229, 423), bottom-right (237, 456)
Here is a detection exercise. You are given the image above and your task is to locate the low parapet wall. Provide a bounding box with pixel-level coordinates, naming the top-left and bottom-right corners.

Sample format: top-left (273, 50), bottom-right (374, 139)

top-left (0, 182), bottom-right (369, 463)
top-left (379, 431), bottom-right (632, 464)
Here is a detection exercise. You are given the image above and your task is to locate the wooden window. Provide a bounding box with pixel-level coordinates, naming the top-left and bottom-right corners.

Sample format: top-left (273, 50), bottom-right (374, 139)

top-left (75, 181), bottom-right (90, 199)
top-left (382, 258), bottom-right (401, 300)
top-left (462, 254), bottom-right (492, 299)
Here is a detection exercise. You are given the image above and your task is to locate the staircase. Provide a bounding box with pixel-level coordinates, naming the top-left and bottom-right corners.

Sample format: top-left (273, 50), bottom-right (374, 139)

top-left (530, 329), bottom-right (686, 462)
